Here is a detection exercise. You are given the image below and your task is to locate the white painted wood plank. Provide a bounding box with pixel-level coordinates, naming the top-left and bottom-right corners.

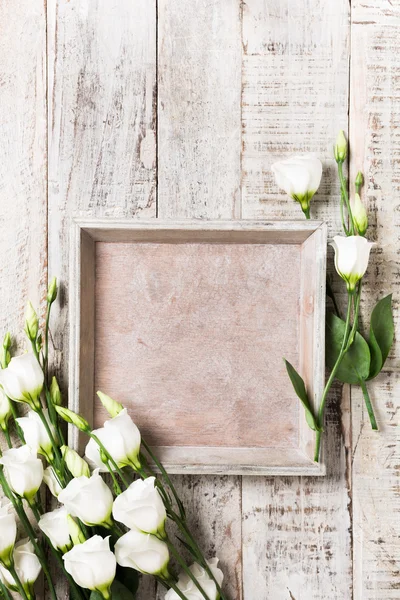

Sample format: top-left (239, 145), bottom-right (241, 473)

top-left (350, 2), bottom-right (400, 597)
top-left (157, 2), bottom-right (243, 598)
top-left (47, 0), bottom-right (157, 385)
top-left (157, 0), bottom-right (242, 219)
top-left (241, 1), bottom-right (353, 598)
top-left (0, 0), bottom-right (47, 344)
top-left (242, 0), bottom-right (349, 235)
top-left (47, 1), bottom-right (157, 597)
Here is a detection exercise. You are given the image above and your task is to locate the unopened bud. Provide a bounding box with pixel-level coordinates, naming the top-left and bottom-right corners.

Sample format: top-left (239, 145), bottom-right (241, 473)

top-left (24, 302), bottom-right (39, 341)
top-left (67, 515), bottom-right (86, 546)
top-left (50, 376), bottom-right (62, 406)
top-left (47, 277), bottom-right (58, 304)
top-left (334, 130), bottom-right (347, 163)
top-left (55, 406), bottom-right (90, 432)
top-left (97, 391), bottom-right (123, 418)
top-left (61, 445), bottom-right (90, 478)
top-left (350, 193), bottom-right (368, 236)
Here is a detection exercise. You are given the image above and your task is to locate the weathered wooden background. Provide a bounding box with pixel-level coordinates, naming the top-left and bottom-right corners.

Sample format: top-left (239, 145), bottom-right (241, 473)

top-left (0, 0), bottom-right (399, 598)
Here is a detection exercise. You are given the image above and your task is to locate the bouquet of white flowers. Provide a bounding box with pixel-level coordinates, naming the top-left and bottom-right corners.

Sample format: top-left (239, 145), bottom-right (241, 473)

top-left (0, 280), bottom-right (225, 600)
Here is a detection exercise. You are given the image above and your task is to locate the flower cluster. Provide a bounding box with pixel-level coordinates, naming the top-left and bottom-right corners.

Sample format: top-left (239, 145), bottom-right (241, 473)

top-left (0, 279), bottom-right (225, 600)
top-left (275, 133), bottom-right (394, 461)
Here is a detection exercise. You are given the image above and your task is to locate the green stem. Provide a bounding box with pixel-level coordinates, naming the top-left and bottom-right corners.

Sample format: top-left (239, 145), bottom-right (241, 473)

top-left (326, 278), bottom-right (341, 319)
top-left (359, 379), bottom-right (378, 431)
top-left (105, 461), bottom-right (123, 495)
top-left (8, 400), bottom-right (25, 443)
top-left (165, 536), bottom-right (211, 600)
top-left (89, 432), bottom-right (130, 489)
top-left (314, 292), bottom-right (354, 462)
top-left (44, 302), bottom-right (51, 381)
top-left (7, 563), bottom-right (32, 600)
top-left (141, 438), bottom-right (185, 520)
top-left (164, 580), bottom-right (187, 600)
top-left (340, 190), bottom-right (350, 236)
top-left (303, 205), bottom-right (311, 219)
top-left (346, 281), bottom-right (362, 349)
top-left (34, 406), bottom-right (62, 470)
top-left (172, 515), bottom-right (227, 600)
top-left (0, 579), bottom-right (12, 600)
top-left (338, 162), bottom-right (355, 235)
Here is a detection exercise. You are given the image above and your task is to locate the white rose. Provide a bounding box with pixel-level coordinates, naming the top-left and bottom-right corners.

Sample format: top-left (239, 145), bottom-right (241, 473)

top-left (113, 476), bottom-right (166, 536)
top-left (271, 155), bottom-right (322, 217)
top-left (165, 558), bottom-right (224, 600)
top-left (0, 389), bottom-right (12, 430)
top-left (39, 507), bottom-right (72, 554)
top-left (63, 535), bottom-right (116, 598)
top-left (0, 354), bottom-right (43, 409)
top-left (16, 409), bottom-right (57, 459)
top-left (85, 409), bottom-right (141, 472)
top-left (115, 530), bottom-right (170, 577)
top-left (331, 235), bottom-right (374, 292)
top-left (43, 466), bottom-right (63, 498)
top-left (0, 504), bottom-right (16, 568)
top-left (58, 470), bottom-right (113, 526)
top-left (0, 446), bottom-right (43, 501)
top-left (0, 539), bottom-right (41, 596)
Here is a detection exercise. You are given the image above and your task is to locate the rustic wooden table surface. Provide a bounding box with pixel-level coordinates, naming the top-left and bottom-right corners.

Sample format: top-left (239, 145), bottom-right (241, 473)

top-left (0, 1), bottom-right (398, 599)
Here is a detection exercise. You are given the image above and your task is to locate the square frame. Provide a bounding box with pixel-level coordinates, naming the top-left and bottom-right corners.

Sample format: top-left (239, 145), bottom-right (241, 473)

top-left (69, 219), bottom-right (327, 476)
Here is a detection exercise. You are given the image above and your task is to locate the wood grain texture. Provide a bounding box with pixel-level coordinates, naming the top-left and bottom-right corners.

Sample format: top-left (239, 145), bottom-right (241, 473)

top-left (0, 0), bottom-right (47, 343)
top-left (47, 1), bottom-right (156, 597)
top-left (242, 0), bottom-right (349, 235)
top-left (48, 0), bottom-right (157, 380)
top-left (350, 2), bottom-right (400, 598)
top-left (240, 1), bottom-right (353, 598)
top-left (157, 0), bottom-right (242, 219)
top-left (156, 2), bottom-right (243, 597)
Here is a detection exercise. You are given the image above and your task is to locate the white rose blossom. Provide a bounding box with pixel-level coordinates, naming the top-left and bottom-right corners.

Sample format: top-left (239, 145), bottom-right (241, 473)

top-left (0, 539), bottom-right (41, 596)
top-left (58, 470), bottom-right (113, 527)
top-left (39, 508), bottom-right (72, 554)
top-left (0, 504), bottom-right (17, 568)
top-left (271, 155), bottom-right (323, 217)
top-left (0, 446), bottom-right (43, 501)
top-left (0, 353), bottom-right (43, 409)
top-left (43, 466), bottom-right (63, 498)
top-left (63, 535), bottom-right (116, 599)
top-left (115, 530), bottom-right (170, 577)
top-left (16, 409), bottom-right (57, 459)
top-left (113, 476), bottom-right (166, 537)
top-left (165, 558), bottom-right (224, 600)
top-left (85, 408), bottom-right (141, 472)
top-left (331, 235), bottom-right (374, 292)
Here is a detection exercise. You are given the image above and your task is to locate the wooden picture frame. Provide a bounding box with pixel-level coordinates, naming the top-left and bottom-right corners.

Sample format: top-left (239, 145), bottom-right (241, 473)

top-left (69, 219), bottom-right (327, 476)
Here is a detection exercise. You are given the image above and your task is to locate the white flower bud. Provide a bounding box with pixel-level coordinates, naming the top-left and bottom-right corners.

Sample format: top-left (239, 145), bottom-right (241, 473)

top-left (58, 470), bottom-right (113, 527)
top-left (0, 389), bottom-right (12, 431)
top-left (350, 193), bottom-right (368, 236)
top-left (0, 504), bottom-right (17, 568)
top-left (115, 530), bottom-right (170, 577)
top-left (85, 409), bottom-right (141, 472)
top-left (24, 302), bottom-right (39, 342)
top-left (0, 446), bottom-right (43, 500)
top-left (16, 409), bottom-right (57, 459)
top-left (61, 446), bottom-right (90, 478)
top-left (39, 507), bottom-right (72, 554)
top-left (97, 391), bottom-right (123, 418)
top-left (271, 155), bottom-right (322, 216)
top-left (0, 539), bottom-right (41, 597)
top-left (0, 354), bottom-right (43, 409)
top-left (113, 477), bottom-right (166, 537)
top-left (43, 466), bottom-right (63, 498)
top-left (331, 235), bottom-right (374, 293)
top-left (63, 535), bottom-right (116, 598)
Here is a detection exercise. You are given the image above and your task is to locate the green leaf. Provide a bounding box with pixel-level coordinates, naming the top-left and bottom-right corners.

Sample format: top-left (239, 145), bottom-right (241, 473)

top-left (284, 359), bottom-right (318, 430)
top-left (326, 313), bottom-right (371, 384)
top-left (90, 579), bottom-right (137, 600)
top-left (368, 294), bottom-right (394, 379)
top-left (116, 568), bottom-right (140, 597)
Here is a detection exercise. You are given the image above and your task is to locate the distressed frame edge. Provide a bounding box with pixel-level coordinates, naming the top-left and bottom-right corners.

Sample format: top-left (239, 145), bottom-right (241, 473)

top-left (68, 217), bottom-right (327, 476)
